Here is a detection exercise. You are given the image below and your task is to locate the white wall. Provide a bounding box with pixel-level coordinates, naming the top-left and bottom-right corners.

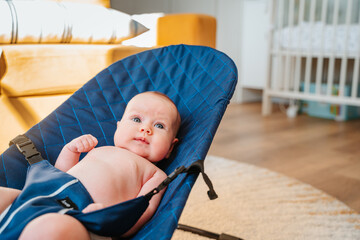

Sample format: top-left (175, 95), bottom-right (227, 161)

top-left (214, 0), bottom-right (243, 102)
top-left (111, 0), bottom-right (170, 14)
top-left (111, 0), bottom-right (269, 103)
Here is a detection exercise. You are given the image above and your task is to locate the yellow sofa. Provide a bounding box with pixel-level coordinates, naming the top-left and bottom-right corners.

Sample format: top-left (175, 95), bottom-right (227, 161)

top-left (0, 0), bottom-right (216, 153)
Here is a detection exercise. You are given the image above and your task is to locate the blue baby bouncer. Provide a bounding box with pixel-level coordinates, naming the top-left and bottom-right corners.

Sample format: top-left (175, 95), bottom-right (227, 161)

top-left (0, 44), bottom-right (237, 239)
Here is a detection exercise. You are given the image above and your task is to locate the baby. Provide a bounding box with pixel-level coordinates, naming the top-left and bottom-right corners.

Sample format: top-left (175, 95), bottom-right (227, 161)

top-left (0, 91), bottom-right (181, 239)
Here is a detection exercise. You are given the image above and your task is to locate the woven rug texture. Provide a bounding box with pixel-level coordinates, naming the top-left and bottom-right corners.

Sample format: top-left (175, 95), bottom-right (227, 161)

top-left (172, 156), bottom-right (360, 240)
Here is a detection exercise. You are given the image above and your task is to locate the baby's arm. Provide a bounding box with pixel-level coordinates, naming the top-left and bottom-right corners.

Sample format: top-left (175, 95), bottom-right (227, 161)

top-left (122, 169), bottom-right (167, 237)
top-left (0, 187), bottom-right (21, 213)
top-left (82, 203), bottom-right (104, 213)
top-left (55, 134), bottom-right (98, 172)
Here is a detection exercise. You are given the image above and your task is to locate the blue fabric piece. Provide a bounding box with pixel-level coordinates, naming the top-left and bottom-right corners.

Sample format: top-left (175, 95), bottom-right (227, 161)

top-left (0, 44), bottom-right (238, 239)
top-left (0, 160), bottom-right (148, 239)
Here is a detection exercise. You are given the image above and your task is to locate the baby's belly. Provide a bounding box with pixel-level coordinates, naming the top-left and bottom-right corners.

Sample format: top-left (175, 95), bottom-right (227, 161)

top-left (67, 153), bottom-right (142, 207)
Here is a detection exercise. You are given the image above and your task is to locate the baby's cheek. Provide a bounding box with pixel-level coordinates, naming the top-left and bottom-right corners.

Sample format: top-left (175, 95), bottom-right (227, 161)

top-left (162, 143), bottom-right (172, 156)
top-left (150, 146), bottom-right (165, 161)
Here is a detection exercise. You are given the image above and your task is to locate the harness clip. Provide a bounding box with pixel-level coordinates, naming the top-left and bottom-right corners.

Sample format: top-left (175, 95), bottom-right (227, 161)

top-left (10, 135), bottom-right (43, 165)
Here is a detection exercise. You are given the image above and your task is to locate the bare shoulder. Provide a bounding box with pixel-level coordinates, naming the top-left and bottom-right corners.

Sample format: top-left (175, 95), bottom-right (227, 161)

top-left (138, 160), bottom-right (167, 185)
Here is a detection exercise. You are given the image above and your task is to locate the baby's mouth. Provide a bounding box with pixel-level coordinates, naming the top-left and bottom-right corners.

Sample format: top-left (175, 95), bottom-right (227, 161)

top-left (134, 137), bottom-right (149, 144)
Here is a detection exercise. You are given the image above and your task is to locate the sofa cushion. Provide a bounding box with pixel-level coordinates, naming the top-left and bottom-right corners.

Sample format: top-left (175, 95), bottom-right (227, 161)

top-left (0, 1), bottom-right (147, 44)
top-left (122, 13), bottom-right (164, 47)
top-left (4, 0), bottom-right (110, 8)
top-left (47, 0), bottom-right (110, 8)
top-left (1, 44), bottom-right (151, 97)
top-left (0, 94), bottom-right (71, 152)
top-left (157, 14), bottom-right (216, 48)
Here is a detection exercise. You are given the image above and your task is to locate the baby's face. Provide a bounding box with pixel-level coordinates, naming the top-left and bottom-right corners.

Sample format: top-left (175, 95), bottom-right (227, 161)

top-left (114, 93), bottom-right (179, 163)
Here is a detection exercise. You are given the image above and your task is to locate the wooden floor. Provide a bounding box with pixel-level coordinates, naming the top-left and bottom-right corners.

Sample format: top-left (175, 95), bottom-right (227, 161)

top-left (208, 102), bottom-right (360, 213)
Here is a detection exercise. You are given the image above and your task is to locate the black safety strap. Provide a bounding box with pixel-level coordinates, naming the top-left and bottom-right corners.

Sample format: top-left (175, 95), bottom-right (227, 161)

top-left (9, 134), bottom-right (44, 165)
top-left (145, 159), bottom-right (218, 201)
top-left (186, 159), bottom-right (218, 200)
top-left (177, 224), bottom-right (243, 240)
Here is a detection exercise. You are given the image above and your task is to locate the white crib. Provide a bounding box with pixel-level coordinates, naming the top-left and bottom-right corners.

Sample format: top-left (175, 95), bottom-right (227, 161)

top-left (262, 0), bottom-right (360, 118)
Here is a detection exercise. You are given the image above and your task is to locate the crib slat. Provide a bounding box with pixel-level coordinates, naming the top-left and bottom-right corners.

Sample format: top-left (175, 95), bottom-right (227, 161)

top-left (338, 0), bottom-right (353, 98)
top-left (283, 0), bottom-right (295, 91)
top-left (352, 57), bottom-right (360, 99)
top-left (326, 0), bottom-right (340, 97)
top-left (293, 0), bottom-right (306, 94)
top-left (304, 0), bottom-right (317, 94)
top-left (315, 0), bottom-right (329, 95)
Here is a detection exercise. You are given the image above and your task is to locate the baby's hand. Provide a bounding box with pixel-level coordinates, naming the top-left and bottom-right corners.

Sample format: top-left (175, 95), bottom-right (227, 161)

top-left (66, 134), bottom-right (98, 153)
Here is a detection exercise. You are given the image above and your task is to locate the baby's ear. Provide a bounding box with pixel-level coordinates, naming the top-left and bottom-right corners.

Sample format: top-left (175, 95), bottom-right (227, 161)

top-left (166, 138), bottom-right (179, 158)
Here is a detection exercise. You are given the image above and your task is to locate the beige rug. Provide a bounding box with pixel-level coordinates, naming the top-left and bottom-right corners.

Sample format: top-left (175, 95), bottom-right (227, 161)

top-left (172, 156), bottom-right (360, 240)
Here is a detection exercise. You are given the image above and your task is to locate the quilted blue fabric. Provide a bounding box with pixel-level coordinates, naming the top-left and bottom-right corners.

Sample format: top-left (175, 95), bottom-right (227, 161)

top-left (0, 44), bottom-right (237, 239)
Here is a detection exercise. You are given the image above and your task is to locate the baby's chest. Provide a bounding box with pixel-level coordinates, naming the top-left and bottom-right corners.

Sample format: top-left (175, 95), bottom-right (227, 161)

top-left (82, 163), bottom-right (144, 205)
top-left (83, 147), bottom-right (154, 201)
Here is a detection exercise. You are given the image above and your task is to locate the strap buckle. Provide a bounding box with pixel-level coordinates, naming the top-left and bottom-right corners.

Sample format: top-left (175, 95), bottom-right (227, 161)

top-left (145, 160), bottom-right (218, 201)
top-left (10, 135), bottom-right (43, 165)
top-left (145, 166), bottom-right (186, 200)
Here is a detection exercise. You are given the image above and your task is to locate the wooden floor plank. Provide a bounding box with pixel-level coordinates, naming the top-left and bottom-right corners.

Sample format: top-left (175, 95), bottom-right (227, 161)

top-left (208, 102), bottom-right (360, 212)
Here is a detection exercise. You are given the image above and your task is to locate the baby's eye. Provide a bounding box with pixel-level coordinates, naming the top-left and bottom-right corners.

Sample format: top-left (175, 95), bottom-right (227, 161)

top-left (132, 117), bottom-right (141, 123)
top-left (154, 123), bottom-right (164, 129)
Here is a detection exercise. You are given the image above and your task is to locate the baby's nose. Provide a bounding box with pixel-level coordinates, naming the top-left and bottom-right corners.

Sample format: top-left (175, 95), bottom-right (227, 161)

top-left (140, 126), bottom-right (152, 135)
